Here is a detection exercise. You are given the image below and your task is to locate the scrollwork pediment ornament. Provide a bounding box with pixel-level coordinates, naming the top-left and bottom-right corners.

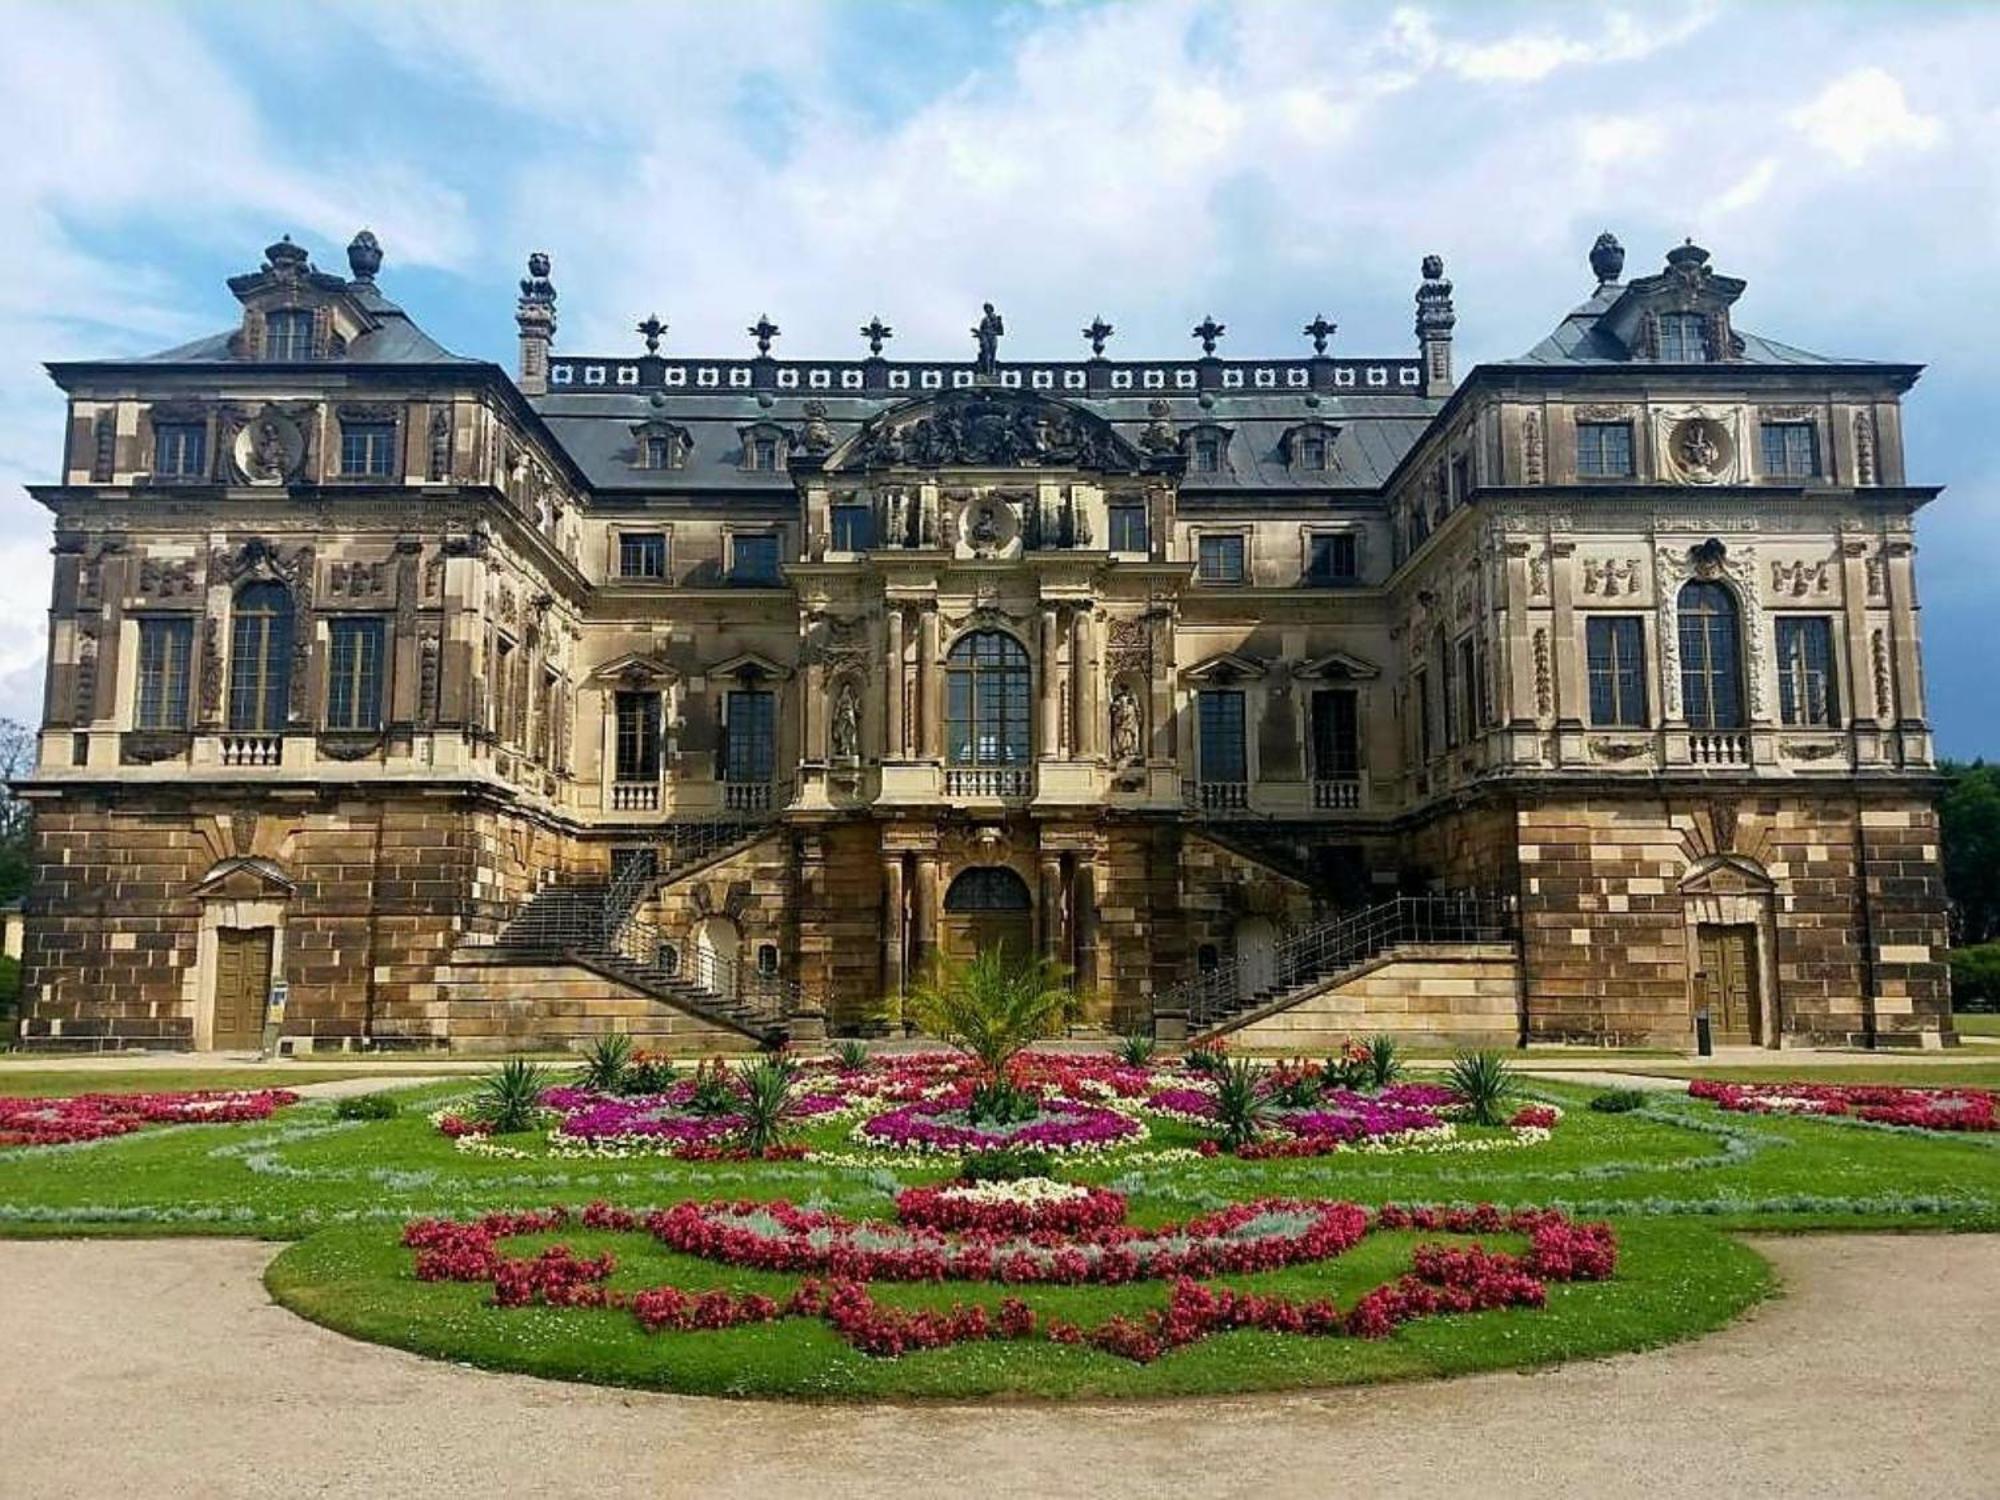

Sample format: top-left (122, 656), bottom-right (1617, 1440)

top-left (842, 389), bottom-right (1140, 473)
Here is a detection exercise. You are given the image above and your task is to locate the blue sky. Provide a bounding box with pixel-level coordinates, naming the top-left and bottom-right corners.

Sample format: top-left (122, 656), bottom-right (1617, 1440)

top-left (1, 0), bottom-right (1995, 752)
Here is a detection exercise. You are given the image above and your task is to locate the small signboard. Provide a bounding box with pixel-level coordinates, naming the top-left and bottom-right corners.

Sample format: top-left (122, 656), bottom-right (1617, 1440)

top-left (259, 980), bottom-right (290, 1058)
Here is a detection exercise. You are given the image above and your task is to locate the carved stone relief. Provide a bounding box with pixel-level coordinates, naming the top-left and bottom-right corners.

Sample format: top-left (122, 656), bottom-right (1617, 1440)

top-left (1581, 557), bottom-right (1642, 597)
top-left (1770, 558), bottom-right (1832, 598)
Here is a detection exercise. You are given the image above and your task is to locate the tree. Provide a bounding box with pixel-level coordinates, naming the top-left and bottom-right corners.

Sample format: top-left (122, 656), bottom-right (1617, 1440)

top-left (906, 948), bottom-right (1074, 1081)
top-left (0, 718), bottom-right (34, 904)
top-left (1938, 760), bottom-right (2000, 946)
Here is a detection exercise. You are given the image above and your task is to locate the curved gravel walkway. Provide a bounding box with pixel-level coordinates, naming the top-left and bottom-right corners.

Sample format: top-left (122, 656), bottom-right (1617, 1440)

top-left (0, 1233), bottom-right (1993, 1499)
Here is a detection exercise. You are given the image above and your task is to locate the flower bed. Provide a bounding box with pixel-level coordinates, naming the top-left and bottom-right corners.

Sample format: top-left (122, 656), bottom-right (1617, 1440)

top-left (893, 1178), bottom-right (1130, 1235)
top-left (400, 1198), bottom-right (1617, 1365)
top-left (853, 1097), bottom-right (1147, 1156)
top-left (0, 1089), bottom-right (298, 1148)
top-left (1688, 1079), bottom-right (1998, 1132)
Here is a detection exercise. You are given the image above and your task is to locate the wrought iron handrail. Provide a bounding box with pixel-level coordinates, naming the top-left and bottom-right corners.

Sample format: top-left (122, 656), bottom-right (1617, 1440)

top-left (1162, 890), bottom-right (1518, 1030)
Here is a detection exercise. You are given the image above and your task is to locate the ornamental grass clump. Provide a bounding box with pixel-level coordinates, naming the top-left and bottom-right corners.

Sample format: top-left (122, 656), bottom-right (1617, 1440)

top-left (477, 1059), bottom-right (552, 1135)
top-left (1363, 1034), bottom-right (1406, 1089)
top-left (1116, 1030), bottom-right (1157, 1067)
top-left (576, 1032), bottom-right (632, 1094)
top-left (733, 1056), bottom-right (795, 1155)
top-left (1446, 1050), bottom-right (1518, 1126)
top-left (1213, 1056), bottom-right (1274, 1151)
top-left (333, 1092), bottom-right (398, 1122)
top-left (1590, 1088), bottom-right (1649, 1114)
top-left (832, 1038), bottom-right (870, 1071)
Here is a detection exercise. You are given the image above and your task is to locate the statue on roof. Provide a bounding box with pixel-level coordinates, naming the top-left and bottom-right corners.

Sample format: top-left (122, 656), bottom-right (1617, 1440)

top-left (972, 302), bottom-right (1004, 376)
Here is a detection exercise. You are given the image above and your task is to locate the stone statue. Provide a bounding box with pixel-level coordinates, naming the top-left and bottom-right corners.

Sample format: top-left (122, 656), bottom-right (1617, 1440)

top-left (831, 680), bottom-right (860, 760)
top-left (972, 302), bottom-right (1004, 376)
top-left (1110, 683), bottom-right (1142, 765)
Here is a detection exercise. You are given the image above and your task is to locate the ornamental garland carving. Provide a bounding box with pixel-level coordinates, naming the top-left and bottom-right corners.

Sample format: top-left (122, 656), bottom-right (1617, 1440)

top-left (1769, 558), bottom-right (1831, 598)
top-left (1852, 409), bottom-right (1878, 486)
top-left (843, 389), bottom-right (1138, 472)
top-left (1872, 630), bottom-right (1893, 719)
top-left (1656, 538), bottom-right (1765, 720)
top-left (198, 615), bottom-right (223, 724)
top-left (1521, 408), bottom-right (1545, 485)
top-left (327, 561), bottom-right (389, 598)
top-left (1581, 557), bottom-right (1642, 598)
top-left (1532, 628), bottom-right (1552, 720)
top-left (137, 556), bottom-right (201, 600)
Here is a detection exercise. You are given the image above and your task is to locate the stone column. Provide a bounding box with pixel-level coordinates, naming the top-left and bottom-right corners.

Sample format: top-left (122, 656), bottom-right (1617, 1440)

top-left (881, 853), bottom-right (906, 1011)
top-left (1885, 540), bottom-right (1926, 726)
top-left (884, 605), bottom-right (905, 756)
top-left (911, 851), bottom-right (941, 977)
top-left (1071, 608), bottom-right (1095, 758)
top-left (1548, 540), bottom-right (1581, 727)
top-left (919, 605), bottom-right (944, 759)
top-left (1039, 853), bottom-right (1065, 963)
top-left (1039, 606), bottom-right (1062, 759)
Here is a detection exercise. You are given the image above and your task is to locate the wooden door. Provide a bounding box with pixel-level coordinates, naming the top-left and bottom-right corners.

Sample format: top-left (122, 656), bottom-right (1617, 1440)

top-left (1695, 924), bottom-right (1760, 1045)
top-left (212, 928), bottom-right (273, 1051)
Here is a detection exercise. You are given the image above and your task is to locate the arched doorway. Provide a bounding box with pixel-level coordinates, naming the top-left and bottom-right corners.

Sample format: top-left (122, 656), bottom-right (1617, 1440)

top-left (691, 915), bottom-right (741, 997)
top-left (941, 866), bottom-right (1034, 963)
top-left (1233, 916), bottom-right (1277, 1003)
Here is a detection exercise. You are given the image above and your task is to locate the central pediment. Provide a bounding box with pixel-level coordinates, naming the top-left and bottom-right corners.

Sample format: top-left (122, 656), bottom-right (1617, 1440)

top-left (829, 388), bottom-right (1146, 474)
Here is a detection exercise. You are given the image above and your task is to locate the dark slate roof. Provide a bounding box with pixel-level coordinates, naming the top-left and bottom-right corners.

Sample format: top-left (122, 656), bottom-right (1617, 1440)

top-left (133, 284), bottom-right (475, 366)
top-left (533, 377), bottom-right (1439, 498)
top-left (1506, 284), bottom-right (1866, 368)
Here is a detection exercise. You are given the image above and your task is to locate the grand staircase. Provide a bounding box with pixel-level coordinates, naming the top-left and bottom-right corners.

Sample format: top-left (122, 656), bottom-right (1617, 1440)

top-left (491, 816), bottom-right (797, 1043)
top-left (1166, 891), bottom-right (1518, 1037)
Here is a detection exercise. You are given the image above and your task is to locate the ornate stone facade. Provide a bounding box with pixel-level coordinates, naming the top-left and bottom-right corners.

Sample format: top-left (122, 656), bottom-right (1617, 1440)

top-left (12, 231), bottom-right (1954, 1052)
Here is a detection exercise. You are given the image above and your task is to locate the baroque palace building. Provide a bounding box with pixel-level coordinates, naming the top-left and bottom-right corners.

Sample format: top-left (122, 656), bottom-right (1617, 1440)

top-left (12, 229), bottom-right (1955, 1053)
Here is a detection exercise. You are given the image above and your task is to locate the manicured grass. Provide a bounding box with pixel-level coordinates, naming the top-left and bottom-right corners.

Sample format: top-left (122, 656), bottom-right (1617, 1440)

top-left (1952, 1012), bottom-right (2000, 1037)
top-left (1629, 1062), bottom-right (2000, 1089)
top-left (0, 1069), bottom-right (452, 1097)
top-left (266, 1214), bottom-right (1770, 1399)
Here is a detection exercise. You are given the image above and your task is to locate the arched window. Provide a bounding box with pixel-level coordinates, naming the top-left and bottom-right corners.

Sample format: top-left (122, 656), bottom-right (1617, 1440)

top-left (228, 582), bottom-right (292, 732)
top-left (943, 866), bottom-right (1033, 912)
top-left (946, 630), bottom-right (1031, 767)
top-left (1677, 581), bottom-right (1744, 729)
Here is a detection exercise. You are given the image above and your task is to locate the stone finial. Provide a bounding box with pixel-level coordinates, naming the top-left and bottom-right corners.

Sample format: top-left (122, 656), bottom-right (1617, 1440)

top-left (263, 234), bottom-right (310, 276)
top-left (1083, 316), bottom-right (1114, 358)
top-left (1191, 315), bottom-right (1226, 356)
top-left (1414, 254), bottom-right (1456, 396)
top-left (519, 251), bottom-right (555, 305)
top-left (346, 230), bottom-right (383, 282)
top-left (515, 251), bottom-right (558, 395)
top-left (1589, 231), bottom-right (1625, 284)
top-left (860, 316), bottom-right (893, 356)
top-left (1666, 238), bottom-right (1711, 273)
top-left (1303, 314), bottom-right (1336, 356)
top-left (748, 314), bottom-right (780, 356)
top-left (636, 313), bottom-right (667, 355)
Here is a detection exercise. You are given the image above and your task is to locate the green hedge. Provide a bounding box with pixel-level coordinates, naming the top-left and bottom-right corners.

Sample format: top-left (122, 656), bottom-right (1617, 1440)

top-left (1948, 944), bottom-right (2000, 1012)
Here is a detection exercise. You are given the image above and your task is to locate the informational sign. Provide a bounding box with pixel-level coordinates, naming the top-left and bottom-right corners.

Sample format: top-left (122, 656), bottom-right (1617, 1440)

top-left (260, 980), bottom-right (290, 1058)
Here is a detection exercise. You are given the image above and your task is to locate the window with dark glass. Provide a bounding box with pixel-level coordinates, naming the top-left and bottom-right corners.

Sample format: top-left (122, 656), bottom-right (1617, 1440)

top-left (227, 582), bottom-right (292, 732)
top-left (618, 532), bottom-right (667, 579)
top-left (1776, 616), bottom-right (1838, 727)
top-left (1297, 434), bottom-right (1327, 471)
top-left (1192, 433), bottom-right (1222, 473)
top-left (1678, 581), bottom-right (1744, 729)
top-left (152, 422), bottom-right (206, 479)
top-left (1586, 616), bottom-right (1648, 728)
top-left (1197, 689), bottom-right (1247, 783)
top-left (831, 504), bottom-right (875, 552)
top-left (1441, 636), bottom-right (1460, 748)
top-left (749, 436), bottom-right (779, 471)
top-left (1197, 533), bottom-right (1245, 584)
top-left (492, 637), bottom-right (516, 742)
top-left (643, 435), bottom-right (672, 469)
top-left (613, 690), bottom-right (660, 781)
top-left (325, 617), bottom-right (385, 731)
top-left (1455, 635), bottom-right (1478, 741)
top-left (263, 309), bottom-right (315, 361)
top-left (339, 421), bottom-right (396, 477)
top-left (946, 630), bottom-right (1031, 767)
top-left (135, 617), bottom-right (193, 730)
top-left (1450, 454), bottom-right (1472, 505)
top-left (1305, 532), bottom-right (1358, 584)
top-left (1657, 312), bottom-right (1710, 363)
top-left (1310, 689), bottom-right (1359, 779)
top-left (730, 533), bottom-right (781, 585)
top-left (1109, 503), bottom-right (1148, 553)
top-left (1761, 421), bottom-right (1819, 478)
top-left (723, 689), bottom-right (776, 783)
top-left (1414, 668), bottom-right (1433, 761)
top-left (1576, 421), bottom-right (1634, 478)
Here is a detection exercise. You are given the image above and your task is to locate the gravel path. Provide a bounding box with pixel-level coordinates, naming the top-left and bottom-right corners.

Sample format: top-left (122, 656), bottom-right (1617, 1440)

top-left (1, 1233), bottom-right (1994, 1499)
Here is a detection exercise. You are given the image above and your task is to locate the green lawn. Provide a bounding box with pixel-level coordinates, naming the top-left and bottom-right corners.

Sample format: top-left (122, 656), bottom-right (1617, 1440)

top-left (2, 1073), bottom-right (1994, 1398)
top-left (1953, 1012), bottom-right (2000, 1037)
top-left (1629, 1062), bottom-right (2000, 1089)
top-left (0, 1068), bottom-right (457, 1098)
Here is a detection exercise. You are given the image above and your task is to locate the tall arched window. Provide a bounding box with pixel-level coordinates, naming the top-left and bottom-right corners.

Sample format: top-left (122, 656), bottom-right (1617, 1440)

top-left (946, 630), bottom-right (1031, 766)
top-left (228, 582), bottom-right (292, 732)
top-left (1677, 580), bottom-right (1743, 729)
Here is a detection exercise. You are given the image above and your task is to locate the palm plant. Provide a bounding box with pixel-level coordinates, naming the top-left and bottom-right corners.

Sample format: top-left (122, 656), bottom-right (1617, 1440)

top-left (1446, 1050), bottom-right (1518, 1126)
top-left (1116, 1030), bottom-right (1157, 1067)
top-left (732, 1056), bottom-right (795, 1155)
top-left (907, 949), bottom-right (1075, 1082)
top-left (832, 1038), bottom-right (870, 1071)
top-left (1212, 1056), bottom-right (1273, 1151)
top-left (477, 1058), bottom-right (551, 1135)
top-left (1363, 1034), bottom-right (1406, 1090)
top-left (576, 1032), bottom-right (632, 1093)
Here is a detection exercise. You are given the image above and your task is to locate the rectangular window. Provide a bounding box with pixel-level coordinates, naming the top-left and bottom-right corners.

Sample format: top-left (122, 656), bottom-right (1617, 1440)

top-left (617, 532), bottom-right (667, 579)
top-left (1108, 504), bottom-right (1148, 554)
top-left (1305, 532), bottom-right (1358, 584)
top-left (1310, 689), bottom-right (1359, 779)
top-left (1197, 533), bottom-right (1245, 584)
top-left (1586, 616), bottom-right (1649, 728)
top-left (751, 436), bottom-right (779, 471)
top-left (152, 422), bottom-right (206, 479)
top-left (1197, 690), bottom-right (1247, 783)
top-left (1576, 420), bottom-right (1634, 478)
top-left (1456, 635), bottom-right (1478, 742)
top-left (1776, 616), bottom-right (1839, 727)
top-left (1450, 454), bottom-right (1472, 506)
top-left (831, 505), bottom-right (875, 552)
top-left (1413, 668), bottom-right (1434, 762)
top-left (339, 421), bottom-right (396, 478)
top-left (263, 309), bottom-right (315, 361)
top-left (1441, 638), bottom-right (1460, 748)
top-left (730, 533), bottom-right (781, 585)
top-left (724, 690), bottom-right (776, 783)
top-left (324, 618), bottom-right (385, 730)
top-left (613, 691), bottom-right (661, 781)
top-left (135, 617), bottom-right (193, 730)
top-left (1192, 434), bottom-right (1222, 473)
top-left (1298, 434), bottom-right (1326, 470)
top-left (1761, 421), bottom-right (1819, 478)
top-left (1657, 312), bottom-right (1710, 363)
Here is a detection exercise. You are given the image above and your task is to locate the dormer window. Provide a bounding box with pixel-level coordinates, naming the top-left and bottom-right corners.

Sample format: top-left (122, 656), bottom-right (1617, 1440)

top-left (1193, 434), bottom-right (1221, 473)
top-left (630, 420), bottom-right (690, 472)
top-left (264, 309), bottom-right (315, 361)
top-left (644, 436), bottom-right (671, 468)
top-left (1656, 312), bottom-right (1709, 363)
top-left (738, 423), bottom-right (789, 473)
top-left (1298, 435), bottom-right (1326, 471)
top-left (1280, 422), bottom-right (1339, 474)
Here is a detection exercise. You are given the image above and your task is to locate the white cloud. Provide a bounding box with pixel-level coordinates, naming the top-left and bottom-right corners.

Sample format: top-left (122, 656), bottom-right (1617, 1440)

top-left (1714, 157), bottom-right (1781, 215)
top-left (1789, 67), bottom-right (1944, 168)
